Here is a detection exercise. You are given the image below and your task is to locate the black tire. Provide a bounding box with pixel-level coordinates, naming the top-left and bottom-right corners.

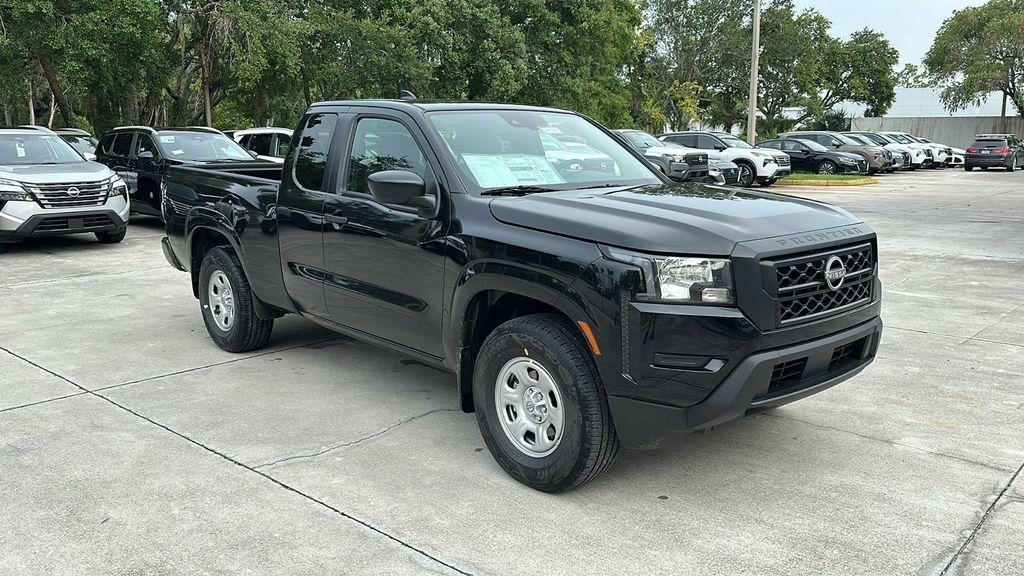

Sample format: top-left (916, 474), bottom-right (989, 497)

top-left (1007, 158), bottom-right (1016, 172)
top-left (198, 246), bottom-right (274, 352)
top-left (761, 177), bottom-right (780, 186)
top-left (95, 227), bottom-right (127, 243)
top-left (965, 166), bottom-right (973, 171)
top-left (817, 160), bottom-right (837, 175)
top-left (735, 160), bottom-right (756, 187)
top-left (473, 313), bottom-right (619, 492)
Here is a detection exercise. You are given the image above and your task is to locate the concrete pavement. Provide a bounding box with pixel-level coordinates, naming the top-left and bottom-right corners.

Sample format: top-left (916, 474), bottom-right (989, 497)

top-left (1, 167), bottom-right (1022, 575)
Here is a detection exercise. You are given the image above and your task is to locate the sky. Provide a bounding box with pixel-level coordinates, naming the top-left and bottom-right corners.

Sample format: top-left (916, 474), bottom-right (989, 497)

top-left (792, 0), bottom-right (989, 67)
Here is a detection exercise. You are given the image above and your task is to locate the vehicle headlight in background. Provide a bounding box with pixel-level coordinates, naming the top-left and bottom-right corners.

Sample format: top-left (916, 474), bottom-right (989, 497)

top-left (0, 178), bottom-right (33, 202)
top-left (763, 157), bottom-right (776, 166)
top-left (604, 247), bottom-right (735, 304)
top-left (666, 154), bottom-right (685, 163)
top-left (839, 157), bottom-right (857, 164)
top-left (107, 175), bottom-right (128, 199)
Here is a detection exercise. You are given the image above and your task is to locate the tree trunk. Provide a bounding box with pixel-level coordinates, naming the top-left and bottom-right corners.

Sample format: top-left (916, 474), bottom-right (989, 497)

top-left (2, 101), bottom-right (11, 125)
top-left (37, 56), bottom-right (74, 126)
top-left (47, 91), bottom-right (55, 128)
top-left (27, 76), bottom-right (35, 125)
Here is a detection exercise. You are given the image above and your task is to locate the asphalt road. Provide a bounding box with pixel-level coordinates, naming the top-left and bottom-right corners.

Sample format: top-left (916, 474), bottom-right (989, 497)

top-left (1, 167), bottom-right (1022, 575)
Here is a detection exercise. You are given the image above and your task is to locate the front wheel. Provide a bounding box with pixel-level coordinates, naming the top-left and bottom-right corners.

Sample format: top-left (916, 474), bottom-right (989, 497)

top-left (817, 160), bottom-right (837, 175)
top-left (736, 161), bottom-right (756, 187)
top-left (473, 314), bottom-right (619, 492)
top-left (965, 166), bottom-right (973, 172)
top-left (198, 246), bottom-right (274, 352)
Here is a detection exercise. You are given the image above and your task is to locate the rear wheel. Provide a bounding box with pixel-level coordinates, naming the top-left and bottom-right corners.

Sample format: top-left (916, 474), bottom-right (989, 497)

top-left (965, 165), bottom-right (973, 172)
top-left (95, 227), bottom-right (127, 244)
top-left (198, 246), bottom-right (274, 352)
top-left (817, 160), bottom-right (837, 175)
top-left (1007, 157), bottom-right (1016, 172)
top-left (473, 313), bottom-right (619, 492)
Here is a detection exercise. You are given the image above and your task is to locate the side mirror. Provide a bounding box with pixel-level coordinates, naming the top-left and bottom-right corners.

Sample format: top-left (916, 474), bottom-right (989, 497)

top-left (368, 170), bottom-right (430, 208)
top-left (715, 145), bottom-right (726, 152)
top-left (248, 150), bottom-right (259, 159)
top-left (138, 151), bottom-right (154, 160)
top-left (84, 152), bottom-right (97, 161)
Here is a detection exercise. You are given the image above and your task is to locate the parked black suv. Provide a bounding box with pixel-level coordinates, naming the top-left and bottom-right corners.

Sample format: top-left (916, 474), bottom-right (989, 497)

top-left (159, 100), bottom-right (882, 492)
top-left (964, 134), bottom-right (1024, 171)
top-left (758, 138), bottom-right (868, 174)
top-left (95, 126), bottom-right (273, 218)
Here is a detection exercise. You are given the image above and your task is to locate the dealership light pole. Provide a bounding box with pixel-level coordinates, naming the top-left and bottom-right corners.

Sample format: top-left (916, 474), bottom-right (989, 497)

top-left (746, 0), bottom-right (761, 144)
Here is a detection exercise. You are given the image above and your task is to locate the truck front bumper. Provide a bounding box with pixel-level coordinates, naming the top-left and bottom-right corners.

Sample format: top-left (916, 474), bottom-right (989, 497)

top-left (602, 295), bottom-right (884, 448)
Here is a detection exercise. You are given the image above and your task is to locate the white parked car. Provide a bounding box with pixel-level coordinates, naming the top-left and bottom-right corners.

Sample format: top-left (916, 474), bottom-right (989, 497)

top-left (917, 137), bottom-right (964, 165)
top-left (658, 131), bottom-right (791, 187)
top-left (227, 127), bottom-right (293, 163)
top-left (881, 132), bottom-right (949, 168)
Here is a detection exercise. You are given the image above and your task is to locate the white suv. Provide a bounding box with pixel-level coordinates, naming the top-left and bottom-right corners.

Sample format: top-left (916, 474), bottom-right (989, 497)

top-left (228, 127), bottom-right (292, 163)
top-left (659, 131), bottom-right (791, 187)
top-left (0, 127), bottom-right (129, 251)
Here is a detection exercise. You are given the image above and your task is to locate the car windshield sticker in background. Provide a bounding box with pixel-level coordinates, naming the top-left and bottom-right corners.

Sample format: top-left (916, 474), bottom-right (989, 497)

top-left (463, 154), bottom-right (566, 188)
top-left (160, 136), bottom-right (176, 144)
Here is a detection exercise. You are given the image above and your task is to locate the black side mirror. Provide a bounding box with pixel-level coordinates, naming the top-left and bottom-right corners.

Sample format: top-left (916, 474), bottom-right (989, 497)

top-left (368, 170), bottom-right (432, 208)
top-left (715, 145), bottom-right (726, 152)
top-left (138, 151), bottom-right (154, 160)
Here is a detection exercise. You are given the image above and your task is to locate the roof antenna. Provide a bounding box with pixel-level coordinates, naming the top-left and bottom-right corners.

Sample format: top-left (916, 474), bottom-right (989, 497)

top-left (399, 90), bottom-right (417, 101)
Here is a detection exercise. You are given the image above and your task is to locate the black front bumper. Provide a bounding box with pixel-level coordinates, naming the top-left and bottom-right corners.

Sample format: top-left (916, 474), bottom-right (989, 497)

top-left (608, 315), bottom-right (882, 449)
top-left (0, 209), bottom-right (126, 242)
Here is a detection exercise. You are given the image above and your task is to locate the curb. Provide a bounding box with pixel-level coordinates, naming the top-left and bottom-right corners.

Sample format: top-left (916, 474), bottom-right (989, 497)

top-left (778, 177), bottom-right (878, 187)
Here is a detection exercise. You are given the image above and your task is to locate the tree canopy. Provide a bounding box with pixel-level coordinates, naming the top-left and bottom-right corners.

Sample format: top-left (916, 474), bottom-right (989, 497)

top-left (924, 0), bottom-right (1024, 117)
top-left (0, 0), bottom-right (901, 137)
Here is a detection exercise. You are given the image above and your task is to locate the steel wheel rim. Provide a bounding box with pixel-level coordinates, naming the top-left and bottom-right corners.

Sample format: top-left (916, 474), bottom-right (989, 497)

top-left (494, 357), bottom-right (565, 458)
top-left (208, 271), bottom-right (235, 332)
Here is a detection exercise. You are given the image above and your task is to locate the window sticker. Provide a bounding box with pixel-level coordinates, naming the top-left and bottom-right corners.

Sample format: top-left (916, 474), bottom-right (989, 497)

top-left (172, 149), bottom-right (184, 155)
top-left (16, 143), bottom-right (26, 157)
top-left (160, 135), bottom-right (176, 143)
top-left (462, 154), bottom-right (565, 188)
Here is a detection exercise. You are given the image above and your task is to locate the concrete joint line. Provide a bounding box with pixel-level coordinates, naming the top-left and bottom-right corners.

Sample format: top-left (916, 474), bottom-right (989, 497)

top-left (938, 458), bottom-right (1024, 575)
top-left (0, 345), bottom-right (472, 576)
top-left (254, 408), bottom-right (458, 470)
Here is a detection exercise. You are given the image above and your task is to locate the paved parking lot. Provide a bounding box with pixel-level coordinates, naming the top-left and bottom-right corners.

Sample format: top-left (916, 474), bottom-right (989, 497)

top-left (1, 167), bottom-right (1022, 575)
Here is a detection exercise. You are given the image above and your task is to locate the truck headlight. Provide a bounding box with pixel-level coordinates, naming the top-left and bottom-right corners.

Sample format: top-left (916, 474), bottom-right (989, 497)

top-left (107, 175), bottom-right (128, 199)
top-left (604, 247), bottom-right (735, 304)
top-left (0, 178), bottom-right (33, 202)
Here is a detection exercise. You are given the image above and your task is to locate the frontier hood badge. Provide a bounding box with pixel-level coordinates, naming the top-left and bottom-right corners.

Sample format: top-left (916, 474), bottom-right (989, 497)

top-left (824, 255), bottom-right (847, 290)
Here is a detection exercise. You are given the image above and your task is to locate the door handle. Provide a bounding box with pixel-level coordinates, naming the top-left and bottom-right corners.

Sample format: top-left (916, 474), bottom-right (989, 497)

top-left (323, 214), bottom-right (348, 225)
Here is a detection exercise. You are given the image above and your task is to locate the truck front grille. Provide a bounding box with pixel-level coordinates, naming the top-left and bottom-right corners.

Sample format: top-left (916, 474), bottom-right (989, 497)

top-left (30, 181), bottom-right (109, 208)
top-left (685, 153), bottom-right (707, 166)
top-left (722, 167), bottom-right (739, 185)
top-left (770, 242), bottom-right (875, 326)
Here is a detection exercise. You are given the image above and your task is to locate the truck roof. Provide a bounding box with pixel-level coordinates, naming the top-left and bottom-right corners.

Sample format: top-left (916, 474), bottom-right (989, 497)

top-left (308, 99), bottom-right (571, 114)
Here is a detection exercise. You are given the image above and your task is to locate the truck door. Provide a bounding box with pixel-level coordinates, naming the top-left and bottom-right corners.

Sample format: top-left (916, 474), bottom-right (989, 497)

top-left (321, 110), bottom-right (448, 357)
top-left (274, 111), bottom-right (341, 318)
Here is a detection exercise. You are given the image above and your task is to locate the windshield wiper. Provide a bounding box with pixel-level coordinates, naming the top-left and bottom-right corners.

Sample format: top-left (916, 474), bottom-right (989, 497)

top-left (575, 183), bottom-right (628, 191)
top-left (480, 185), bottom-right (559, 196)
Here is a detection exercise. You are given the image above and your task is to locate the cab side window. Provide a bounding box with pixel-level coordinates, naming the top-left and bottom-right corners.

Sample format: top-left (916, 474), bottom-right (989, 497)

top-left (760, 140), bottom-right (781, 150)
top-left (249, 133), bottom-right (273, 156)
top-left (111, 133), bottom-right (133, 157)
top-left (293, 113), bottom-right (338, 191)
top-left (347, 118), bottom-right (427, 196)
top-left (668, 134), bottom-right (696, 148)
top-left (781, 140), bottom-right (803, 152)
top-left (98, 134), bottom-right (116, 155)
top-left (696, 135), bottom-right (720, 149)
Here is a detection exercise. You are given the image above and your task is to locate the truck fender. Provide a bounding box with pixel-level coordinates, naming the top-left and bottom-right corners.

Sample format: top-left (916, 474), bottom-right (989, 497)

top-left (449, 261), bottom-right (600, 413)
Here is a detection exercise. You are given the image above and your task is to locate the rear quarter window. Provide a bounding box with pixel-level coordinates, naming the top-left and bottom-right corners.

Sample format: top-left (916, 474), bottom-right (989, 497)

top-left (111, 133), bottom-right (133, 157)
top-left (293, 113), bottom-right (338, 191)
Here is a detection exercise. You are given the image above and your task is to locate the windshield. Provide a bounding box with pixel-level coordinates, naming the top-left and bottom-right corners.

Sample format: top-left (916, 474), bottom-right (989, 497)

top-left (620, 130), bottom-right (663, 149)
top-left (719, 134), bottom-right (754, 149)
top-left (901, 133), bottom-right (923, 143)
top-left (885, 133), bottom-right (912, 144)
top-left (844, 134), bottom-right (871, 145)
top-left (61, 135), bottom-right (98, 154)
top-left (427, 111), bottom-right (661, 194)
top-left (0, 133), bottom-right (85, 165)
top-left (832, 133), bottom-right (862, 146)
top-left (863, 132), bottom-right (892, 145)
top-left (797, 138), bottom-right (829, 152)
top-left (156, 131), bottom-right (253, 161)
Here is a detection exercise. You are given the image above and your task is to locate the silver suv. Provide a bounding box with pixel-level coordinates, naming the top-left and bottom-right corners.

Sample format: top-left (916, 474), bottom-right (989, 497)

top-left (0, 126), bottom-right (129, 251)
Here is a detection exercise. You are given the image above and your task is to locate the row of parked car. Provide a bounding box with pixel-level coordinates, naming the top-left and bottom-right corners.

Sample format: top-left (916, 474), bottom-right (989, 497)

top-left (1, 113), bottom-right (1021, 252)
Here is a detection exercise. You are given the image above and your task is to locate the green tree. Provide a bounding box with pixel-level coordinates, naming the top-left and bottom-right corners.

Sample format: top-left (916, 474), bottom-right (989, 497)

top-left (896, 63), bottom-right (933, 88)
top-left (925, 0), bottom-right (1024, 117)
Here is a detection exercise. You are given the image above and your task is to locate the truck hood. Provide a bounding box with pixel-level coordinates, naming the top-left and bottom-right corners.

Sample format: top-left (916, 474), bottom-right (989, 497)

top-left (488, 182), bottom-right (861, 255)
top-left (0, 161), bottom-right (113, 184)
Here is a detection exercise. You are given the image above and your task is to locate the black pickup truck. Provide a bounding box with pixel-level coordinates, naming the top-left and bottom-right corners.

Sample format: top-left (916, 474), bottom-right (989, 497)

top-left (160, 100), bottom-right (882, 492)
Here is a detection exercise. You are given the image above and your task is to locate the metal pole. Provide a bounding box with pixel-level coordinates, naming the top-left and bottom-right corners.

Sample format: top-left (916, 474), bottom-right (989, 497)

top-left (747, 0), bottom-right (761, 143)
